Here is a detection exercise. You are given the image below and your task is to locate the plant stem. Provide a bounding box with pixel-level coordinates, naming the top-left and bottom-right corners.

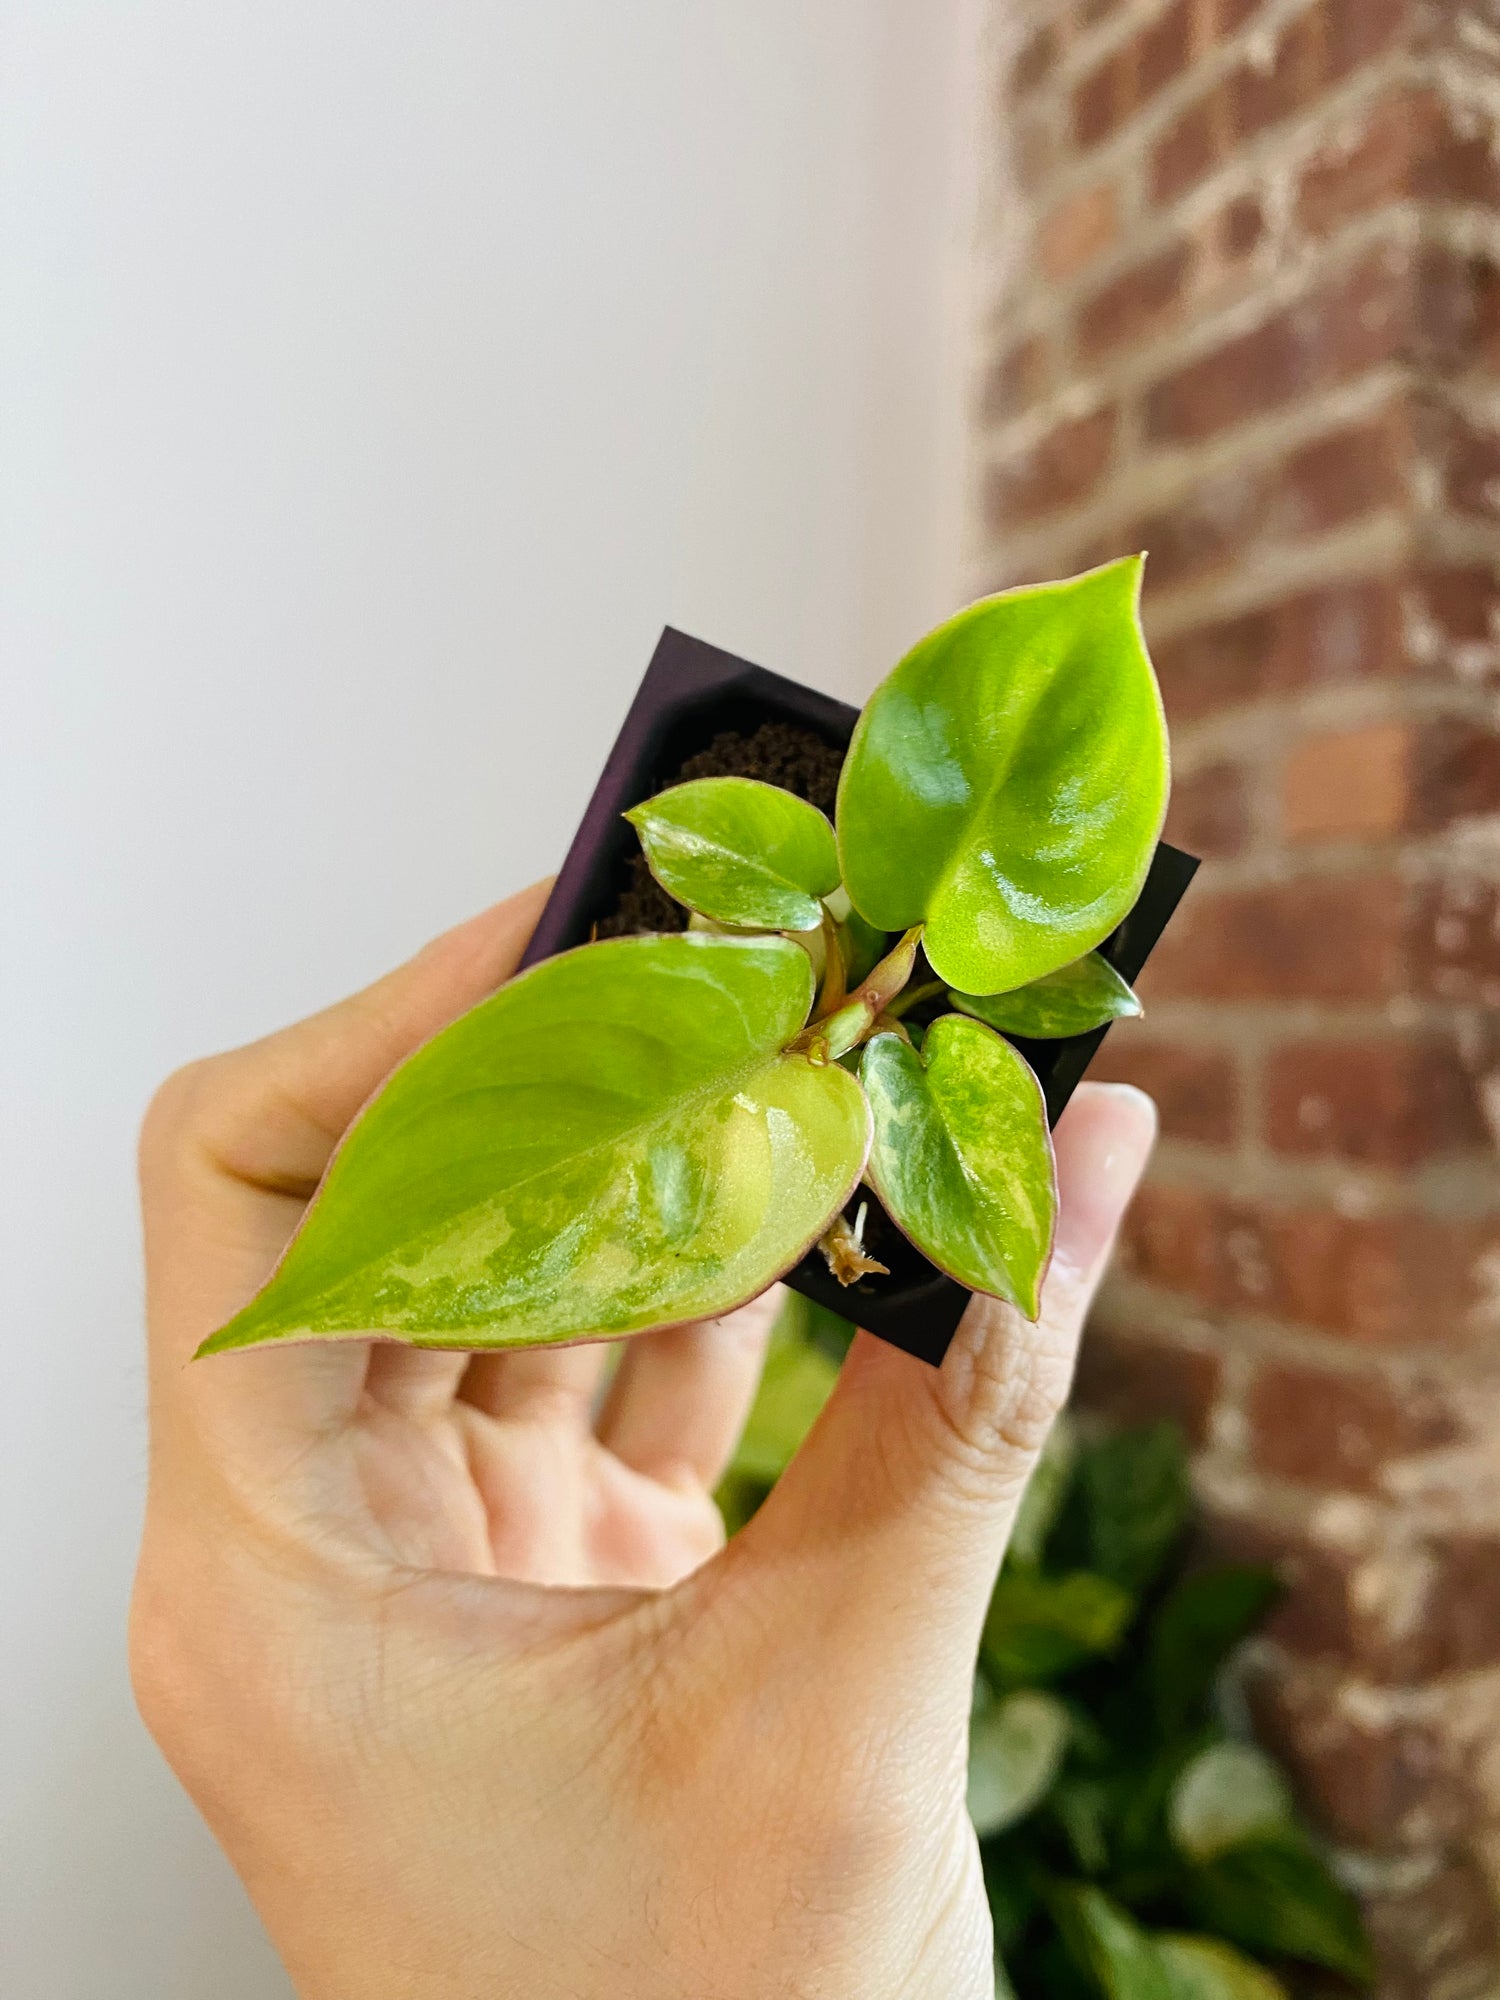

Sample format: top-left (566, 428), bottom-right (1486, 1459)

top-left (792, 926), bottom-right (923, 1063)
top-left (884, 978), bottom-right (944, 1021)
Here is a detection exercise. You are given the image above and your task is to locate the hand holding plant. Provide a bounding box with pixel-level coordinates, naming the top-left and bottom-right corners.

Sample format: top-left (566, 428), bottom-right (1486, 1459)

top-left (131, 881), bottom-right (1157, 2000)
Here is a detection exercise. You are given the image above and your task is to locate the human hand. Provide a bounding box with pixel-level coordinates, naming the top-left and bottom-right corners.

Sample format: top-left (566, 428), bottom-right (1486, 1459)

top-left (131, 885), bottom-right (1156, 2000)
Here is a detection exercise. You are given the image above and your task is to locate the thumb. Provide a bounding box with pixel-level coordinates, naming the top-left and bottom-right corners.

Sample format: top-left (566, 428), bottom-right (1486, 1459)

top-left (735, 1083), bottom-right (1157, 1701)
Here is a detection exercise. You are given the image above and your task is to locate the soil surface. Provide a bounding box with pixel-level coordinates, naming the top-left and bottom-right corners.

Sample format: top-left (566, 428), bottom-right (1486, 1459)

top-left (593, 720), bottom-right (845, 939)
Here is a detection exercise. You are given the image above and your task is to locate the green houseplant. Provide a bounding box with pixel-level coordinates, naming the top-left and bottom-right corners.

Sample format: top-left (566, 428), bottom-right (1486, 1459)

top-left (197, 556), bottom-right (1167, 1360)
top-left (721, 1300), bottom-right (1374, 2000)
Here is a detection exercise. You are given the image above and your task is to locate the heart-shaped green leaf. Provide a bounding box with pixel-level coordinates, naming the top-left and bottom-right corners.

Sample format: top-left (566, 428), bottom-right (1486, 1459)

top-left (859, 1014), bottom-right (1056, 1314)
top-left (968, 1689), bottom-right (1071, 1838)
top-left (1051, 1885), bottom-right (1176, 2000)
top-left (1170, 1746), bottom-right (1295, 1863)
top-left (951, 951), bottom-right (1141, 1039)
top-left (1149, 1568), bottom-right (1281, 1737)
top-left (981, 1569), bottom-right (1135, 1685)
top-left (1184, 1839), bottom-right (1373, 1983)
top-left (836, 556), bottom-right (1169, 994)
top-left (198, 932), bottom-right (870, 1355)
top-left (1156, 1936), bottom-right (1288, 2000)
top-left (626, 777), bottom-right (840, 932)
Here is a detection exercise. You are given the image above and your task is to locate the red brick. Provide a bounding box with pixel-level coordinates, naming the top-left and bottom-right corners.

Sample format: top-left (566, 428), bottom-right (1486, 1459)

top-left (1359, 1854), bottom-right (1500, 1997)
top-left (1268, 410), bottom-right (1408, 537)
top-left (1412, 880), bottom-right (1500, 1004)
top-left (1012, 19), bottom-right (1060, 95)
top-left (1297, 87), bottom-right (1500, 239)
top-left (1415, 1533), bottom-right (1500, 1674)
top-left (1037, 180), bottom-right (1119, 281)
top-left (1283, 717), bottom-right (1500, 842)
top-left (1145, 873), bottom-right (1406, 1002)
top-left (1148, 577), bottom-right (1405, 720)
top-left (1128, 466), bottom-right (1263, 591)
top-left (1136, 0), bottom-right (1195, 107)
top-left (1413, 244), bottom-right (1500, 372)
top-left (1281, 721), bottom-right (1409, 841)
top-left (1012, 110), bottom-right (1058, 194)
top-left (1408, 563), bottom-right (1500, 659)
top-left (1212, 1511), bottom-right (1500, 1683)
top-left (1087, 1035), bottom-right (1239, 1145)
top-left (1129, 413), bottom-right (1408, 590)
top-left (1205, 1513), bottom-right (1415, 1677)
top-left (1322, 0), bottom-right (1411, 84)
top-left (1219, 190), bottom-right (1264, 260)
top-left (1144, 247), bottom-right (1412, 444)
top-left (1145, 312), bottom-right (1301, 442)
top-left (1402, 717), bottom-right (1500, 826)
top-left (1163, 758), bottom-right (1250, 857)
top-left (1151, 92), bottom-right (1220, 204)
top-left (978, 333), bottom-right (1053, 423)
top-left (1120, 1182), bottom-right (1498, 1349)
top-left (1245, 1360), bottom-right (1460, 1490)
top-left (1073, 1315), bottom-right (1223, 1444)
top-left (1441, 407), bottom-right (1500, 522)
top-left (1116, 1177), bottom-right (1224, 1299)
top-left (1073, 48), bottom-right (1130, 148)
top-left (984, 403), bottom-right (1118, 525)
top-left (1248, 1669), bottom-right (1476, 1850)
top-left (1079, 239), bottom-right (1193, 358)
top-left (1227, 9), bottom-right (1324, 142)
top-left (1213, 0), bottom-right (1262, 32)
top-left (1265, 1036), bottom-right (1488, 1166)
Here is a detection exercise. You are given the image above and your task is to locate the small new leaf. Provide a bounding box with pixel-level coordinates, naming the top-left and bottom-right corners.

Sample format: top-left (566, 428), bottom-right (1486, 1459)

top-left (860, 1014), bottom-right (1057, 1315)
top-left (837, 556), bottom-right (1169, 994)
top-left (198, 933), bottom-right (870, 1355)
top-left (626, 776), bottom-right (840, 932)
top-left (951, 951), bottom-right (1141, 1038)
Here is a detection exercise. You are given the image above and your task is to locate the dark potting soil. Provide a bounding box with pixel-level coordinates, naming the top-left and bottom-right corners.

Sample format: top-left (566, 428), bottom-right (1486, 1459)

top-left (593, 720), bottom-right (846, 940)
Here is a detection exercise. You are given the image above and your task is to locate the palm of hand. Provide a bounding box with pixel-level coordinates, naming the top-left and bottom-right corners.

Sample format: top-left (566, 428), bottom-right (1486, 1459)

top-left (346, 1319), bottom-right (772, 1588)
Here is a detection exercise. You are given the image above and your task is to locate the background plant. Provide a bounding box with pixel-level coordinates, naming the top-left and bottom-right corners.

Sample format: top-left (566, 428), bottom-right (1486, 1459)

top-left (720, 1296), bottom-right (1373, 2000)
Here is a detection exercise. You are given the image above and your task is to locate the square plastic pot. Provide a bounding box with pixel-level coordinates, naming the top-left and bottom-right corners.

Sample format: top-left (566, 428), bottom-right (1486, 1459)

top-left (522, 627), bottom-right (1198, 1366)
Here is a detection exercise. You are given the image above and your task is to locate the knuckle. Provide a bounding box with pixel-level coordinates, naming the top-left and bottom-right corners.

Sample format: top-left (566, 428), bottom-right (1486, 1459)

top-left (929, 1295), bottom-right (1077, 1493)
top-left (137, 1060), bottom-right (216, 1177)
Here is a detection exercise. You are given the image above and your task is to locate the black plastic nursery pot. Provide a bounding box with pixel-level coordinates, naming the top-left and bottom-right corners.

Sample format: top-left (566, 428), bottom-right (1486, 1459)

top-left (522, 627), bottom-right (1199, 1368)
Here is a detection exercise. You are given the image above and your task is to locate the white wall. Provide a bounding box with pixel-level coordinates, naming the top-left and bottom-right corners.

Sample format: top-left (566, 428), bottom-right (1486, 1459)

top-left (0, 3), bottom-right (981, 1993)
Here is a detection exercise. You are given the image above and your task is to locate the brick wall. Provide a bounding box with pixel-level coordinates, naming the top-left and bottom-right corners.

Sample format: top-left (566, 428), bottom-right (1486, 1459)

top-left (977, 2), bottom-right (1500, 1991)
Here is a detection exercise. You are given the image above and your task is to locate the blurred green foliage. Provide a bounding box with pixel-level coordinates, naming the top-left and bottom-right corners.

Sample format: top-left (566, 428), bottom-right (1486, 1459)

top-left (717, 1294), bottom-right (1373, 2000)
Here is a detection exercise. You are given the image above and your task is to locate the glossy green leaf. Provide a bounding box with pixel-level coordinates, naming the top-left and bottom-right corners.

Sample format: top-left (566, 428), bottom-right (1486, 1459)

top-left (1051, 1776), bottom-right (1114, 1875)
top-left (951, 952), bottom-right (1141, 1039)
top-left (1170, 1746), bottom-right (1294, 1863)
top-left (1149, 1568), bottom-right (1281, 1737)
top-left (1051, 1885), bottom-right (1175, 2000)
top-left (982, 1570), bottom-right (1135, 1686)
top-left (968, 1690), bottom-right (1071, 1839)
top-left (1156, 1936), bottom-right (1288, 2000)
top-left (199, 933), bottom-right (870, 1355)
top-left (626, 776), bottom-right (839, 932)
top-left (1078, 1422), bottom-right (1191, 1593)
top-left (837, 557), bottom-right (1169, 994)
top-left (1185, 1840), bottom-right (1373, 1983)
top-left (859, 1014), bottom-right (1057, 1314)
